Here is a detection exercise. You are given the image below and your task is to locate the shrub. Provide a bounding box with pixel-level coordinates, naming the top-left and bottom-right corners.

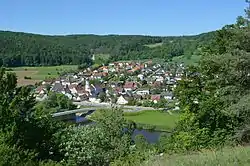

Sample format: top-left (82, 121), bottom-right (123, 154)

top-left (24, 76), bottom-right (32, 79)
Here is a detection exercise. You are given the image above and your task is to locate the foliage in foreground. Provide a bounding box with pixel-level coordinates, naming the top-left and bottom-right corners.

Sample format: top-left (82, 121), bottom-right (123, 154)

top-left (143, 146), bottom-right (250, 166)
top-left (155, 2), bottom-right (250, 154)
top-left (0, 68), bottom-right (65, 165)
top-left (58, 108), bottom-right (136, 166)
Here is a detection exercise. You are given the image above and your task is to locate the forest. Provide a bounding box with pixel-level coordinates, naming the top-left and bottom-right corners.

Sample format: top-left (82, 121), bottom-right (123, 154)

top-left (0, 30), bottom-right (214, 67)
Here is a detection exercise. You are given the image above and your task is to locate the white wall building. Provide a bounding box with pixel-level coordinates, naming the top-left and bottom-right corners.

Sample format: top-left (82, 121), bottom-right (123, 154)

top-left (116, 96), bottom-right (128, 105)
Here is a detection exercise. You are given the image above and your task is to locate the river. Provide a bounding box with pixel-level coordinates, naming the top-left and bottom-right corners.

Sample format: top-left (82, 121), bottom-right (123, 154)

top-left (66, 116), bottom-right (166, 144)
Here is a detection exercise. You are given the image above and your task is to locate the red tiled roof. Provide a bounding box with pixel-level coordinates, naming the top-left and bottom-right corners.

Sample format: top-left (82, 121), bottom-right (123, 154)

top-left (151, 95), bottom-right (161, 101)
top-left (92, 73), bottom-right (104, 77)
top-left (153, 81), bottom-right (162, 87)
top-left (36, 85), bottom-right (45, 93)
top-left (115, 87), bottom-right (124, 93)
top-left (68, 84), bottom-right (77, 89)
top-left (123, 82), bottom-right (137, 89)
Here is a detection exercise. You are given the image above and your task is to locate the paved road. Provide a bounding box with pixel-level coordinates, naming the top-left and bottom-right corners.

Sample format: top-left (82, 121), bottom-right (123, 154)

top-left (73, 101), bottom-right (157, 112)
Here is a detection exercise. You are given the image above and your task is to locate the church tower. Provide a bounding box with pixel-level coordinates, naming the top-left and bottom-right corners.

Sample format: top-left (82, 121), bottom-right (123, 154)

top-left (85, 79), bottom-right (91, 93)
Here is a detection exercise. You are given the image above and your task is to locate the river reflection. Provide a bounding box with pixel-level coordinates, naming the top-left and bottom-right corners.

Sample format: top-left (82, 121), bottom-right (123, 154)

top-left (132, 129), bottom-right (163, 143)
top-left (67, 116), bottom-right (165, 144)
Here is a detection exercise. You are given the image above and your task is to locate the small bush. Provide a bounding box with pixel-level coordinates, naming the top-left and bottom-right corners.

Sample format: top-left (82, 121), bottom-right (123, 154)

top-left (5, 68), bottom-right (13, 71)
top-left (24, 76), bottom-right (32, 79)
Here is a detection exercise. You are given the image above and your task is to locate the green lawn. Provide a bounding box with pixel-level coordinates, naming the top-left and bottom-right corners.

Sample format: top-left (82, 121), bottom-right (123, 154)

top-left (124, 111), bottom-right (179, 131)
top-left (10, 65), bottom-right (77, 85)
top-left (144, 146), bottom-right (250, 166)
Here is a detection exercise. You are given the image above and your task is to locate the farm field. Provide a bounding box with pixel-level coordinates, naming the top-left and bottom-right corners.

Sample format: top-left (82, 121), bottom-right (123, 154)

top-left (124, 111), bottom-right (179, 131)
top-left (9, 65), bottom-right (77, 86)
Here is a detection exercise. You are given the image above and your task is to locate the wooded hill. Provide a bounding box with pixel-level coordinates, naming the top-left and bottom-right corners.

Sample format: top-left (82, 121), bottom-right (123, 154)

top-left (0, 30), bottom-right (215, 67)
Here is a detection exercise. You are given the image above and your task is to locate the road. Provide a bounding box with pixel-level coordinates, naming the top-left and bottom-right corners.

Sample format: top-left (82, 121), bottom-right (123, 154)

top-left (73, 101), bottom-right (157, 112)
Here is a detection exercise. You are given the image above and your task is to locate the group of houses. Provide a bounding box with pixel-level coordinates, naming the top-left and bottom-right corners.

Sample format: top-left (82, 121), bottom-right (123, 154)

top-left (35, 61), bottom-right (185, 107)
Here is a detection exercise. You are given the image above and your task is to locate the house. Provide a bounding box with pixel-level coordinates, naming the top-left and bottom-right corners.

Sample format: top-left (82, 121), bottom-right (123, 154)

top-left (137, 74), bottom-right (144, 81)
top-left (62, 80), bottom-right (71, 86)
top-left (89, 94), bottom-right (101, 103)
top-left (114, 87), bottom-right (125, 95)
top-left (51, 83), bottom-right (64, 93)
top-left (35, 85), bottom-right (46, 95)
top-left (162, 91), bottom-right (174, 100)
top-left (63, 85), bottom-right (71, 95)
top-left (155, 76), bottom-right (164, 82)
top-left (136, 88), bottom-right (150, 96)
top-left (166, 80), bottom-right (175, 86)
top-left (36, 94), bottom-right (48, 101)
top-left (91, 73), bottom-right (103, 79)
top-left (109, 68), bottom-right (116, 72)
top-left (42, 79), bottom-right (53, 85)
top-left (152, 81), bottom-right (162, 88)
top-left (90, 84), bottom-right (104, 96)
top-left (69, 84), bottom-right (78, 94)
top-left (109, 63), bottom-right (115, 67)
top-left (55, 78), bottom-right (61, 84)
top-left (123, 82), bottom-right (137, 92)
top-left (175, 77), bottom-right (182, 81)
top-left (116, 95), bottom-right (128, 105)
top-left (74, 94), bottom-right (89, 102)
top-left (76, 87), bottom-right (88, 96)
top-left (151, 95), bottom-right (161, 103)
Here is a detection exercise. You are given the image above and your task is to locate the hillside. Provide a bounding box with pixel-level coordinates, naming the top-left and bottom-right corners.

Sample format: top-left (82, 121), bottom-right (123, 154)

top-left (0, 30), bottom-right (215, 67)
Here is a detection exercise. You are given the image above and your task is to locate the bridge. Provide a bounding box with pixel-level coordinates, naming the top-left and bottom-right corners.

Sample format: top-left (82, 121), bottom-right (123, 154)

top-left (52, 104), bottom-right (158, 123)
top-left (52, 108), bottom-right (97, 123)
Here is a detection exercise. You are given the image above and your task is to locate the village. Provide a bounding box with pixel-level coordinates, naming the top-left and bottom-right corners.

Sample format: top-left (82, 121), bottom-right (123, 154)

top-left (34, 60), bottom-right (184, 110)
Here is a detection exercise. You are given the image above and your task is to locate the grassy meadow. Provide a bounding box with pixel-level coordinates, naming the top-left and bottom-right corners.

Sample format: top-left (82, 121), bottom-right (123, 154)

top-left (124, 111), bottom-right (179, 131)
top-left (9, 65), bottom-right (77, 86)
top-left (145, 43), bottom-right (163, 48)
top-left (172, 54), bottom-right (201, 66)
top-left (143, 146), bottom-right (250, 166)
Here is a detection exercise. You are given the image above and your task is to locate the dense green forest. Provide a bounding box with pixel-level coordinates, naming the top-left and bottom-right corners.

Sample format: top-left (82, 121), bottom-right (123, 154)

top-left (0, 30), bottom-right (214, 67)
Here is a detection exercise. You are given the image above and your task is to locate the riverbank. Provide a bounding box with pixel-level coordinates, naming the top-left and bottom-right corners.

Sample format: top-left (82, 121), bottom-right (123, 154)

top-left (124, 110), bottom-right (179, 132)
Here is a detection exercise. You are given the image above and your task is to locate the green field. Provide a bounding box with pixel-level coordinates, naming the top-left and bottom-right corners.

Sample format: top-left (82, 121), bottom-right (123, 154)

top-left (144, 146), bottom-right (250, 166)
top-left (10, 65), bottom-right (77, 85)
top-left (124, 111), bottom-right (179, 131)
top-left (172, 54), bottom-right (201, 66)
top-left (145, 43), bottom-right (163, 48)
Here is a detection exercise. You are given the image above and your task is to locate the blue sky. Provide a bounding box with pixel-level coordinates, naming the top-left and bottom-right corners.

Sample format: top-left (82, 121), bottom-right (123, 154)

top-left (1, 0), bottom-right (247, 36)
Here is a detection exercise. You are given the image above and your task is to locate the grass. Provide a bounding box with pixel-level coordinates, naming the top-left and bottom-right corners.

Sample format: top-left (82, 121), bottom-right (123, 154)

top-left (94, 53), bottom-right (110, 60)
top-left (9, 65), bottom-right (77, 86)
top-left (172, 54), bottom-right (201, 66)
top-left (124, 111), bottom-right (179, 131)
top-left (145, 43), bottom-right (163, 48)
top-left (143, 146), bottom-right (250, 166)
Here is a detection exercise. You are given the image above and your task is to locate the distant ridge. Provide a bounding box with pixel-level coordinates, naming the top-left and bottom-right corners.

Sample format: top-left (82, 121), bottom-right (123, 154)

top-left (0, 30), bottom-right (215, 67)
